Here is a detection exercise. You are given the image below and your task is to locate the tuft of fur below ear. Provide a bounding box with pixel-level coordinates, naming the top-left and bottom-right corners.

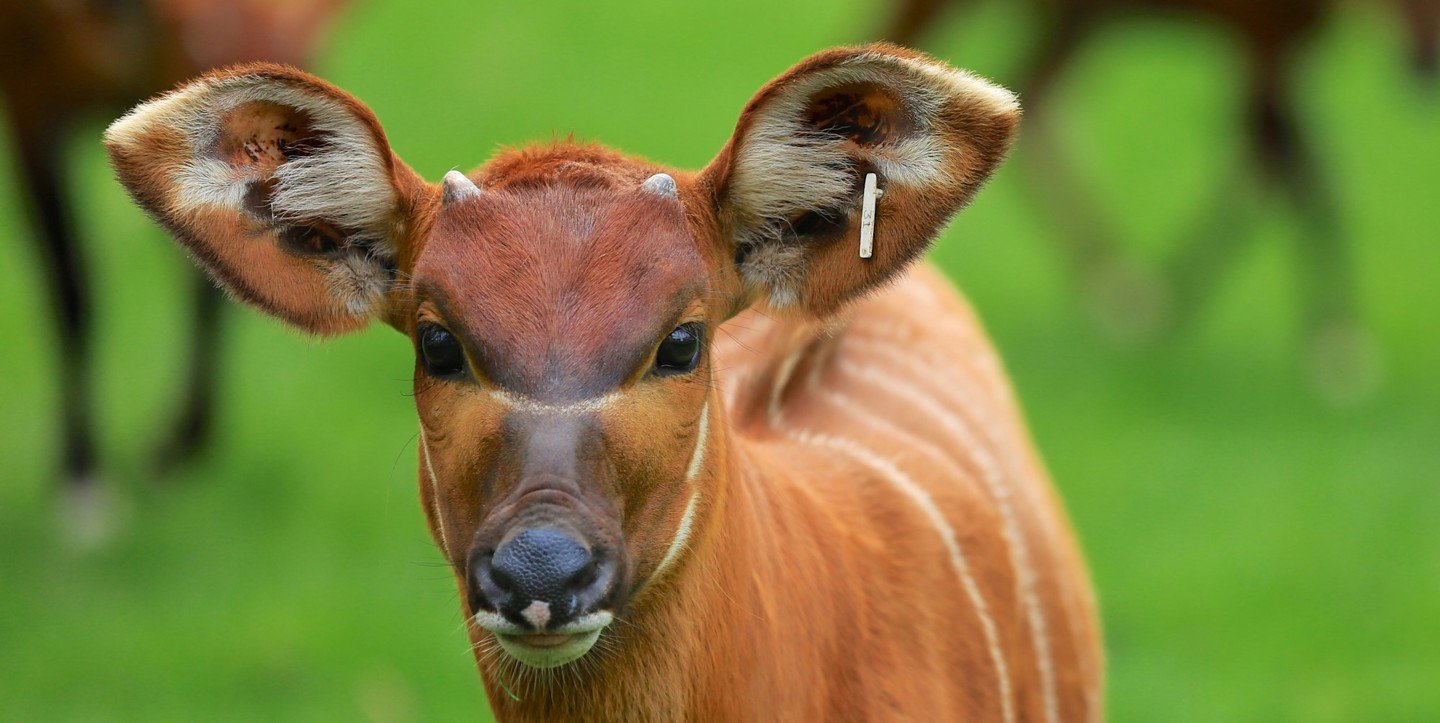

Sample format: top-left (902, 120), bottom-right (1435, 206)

top-left (705, 44), bottom-right (1020, 317)
top-left (104, 64), bottom-right (414, 334)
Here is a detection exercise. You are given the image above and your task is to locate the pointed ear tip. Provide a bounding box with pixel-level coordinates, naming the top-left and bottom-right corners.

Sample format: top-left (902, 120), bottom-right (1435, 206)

top-left (977, 81), bottom-right (1021, 117)
top-left (105, 99), bottom-right (163, 147)
top-left (925, 60), bottom-right (1021, 117)
top-left (101, 126), bottom-right (127, 151)
top-left (105, 77), bottom-right (213, 148)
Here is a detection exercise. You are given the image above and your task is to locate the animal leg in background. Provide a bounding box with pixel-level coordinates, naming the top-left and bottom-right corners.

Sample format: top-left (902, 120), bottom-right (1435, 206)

top-left (12, 118), bottom-right (109, 540)
top-left (1013, 15), bottom-right (1168, 336)
top-left (155, 275), bottom-right (225, 473)
top-left (1246, 46), bottom-right (1378, 399)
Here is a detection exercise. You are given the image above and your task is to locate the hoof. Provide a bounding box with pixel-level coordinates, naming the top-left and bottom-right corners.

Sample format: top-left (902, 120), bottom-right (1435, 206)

top-left (1306, 318), bottom-right (1384, 407)
top-left (153, 408), bottom-right (214, 478)
top-left (58, 478), bottom-right (125, 552)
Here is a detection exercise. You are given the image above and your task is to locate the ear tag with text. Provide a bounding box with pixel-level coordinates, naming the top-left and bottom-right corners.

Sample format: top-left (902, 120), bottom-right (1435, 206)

top-left (859, 172), bottom-right (882, 259)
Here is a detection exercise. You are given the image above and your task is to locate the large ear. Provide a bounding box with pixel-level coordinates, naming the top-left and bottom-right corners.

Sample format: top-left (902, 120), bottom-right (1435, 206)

top-left (701, 44), bottom-right (1019, 316)
top-left (104, 64), bottom-right (429, 335)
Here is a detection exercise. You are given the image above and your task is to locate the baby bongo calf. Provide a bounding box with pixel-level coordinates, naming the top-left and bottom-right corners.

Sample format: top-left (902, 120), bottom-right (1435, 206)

top-left (105, 44), bottom-right (1102, 721)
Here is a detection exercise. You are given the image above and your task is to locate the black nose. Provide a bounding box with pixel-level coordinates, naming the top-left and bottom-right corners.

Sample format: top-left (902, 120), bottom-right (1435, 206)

top-left (470, 529), bottom-right (612, 629)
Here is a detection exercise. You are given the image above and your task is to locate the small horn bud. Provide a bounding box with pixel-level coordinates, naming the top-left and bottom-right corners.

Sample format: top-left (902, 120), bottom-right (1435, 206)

top-left (442, 170), bottom-right (482, 205)
top-left (640, 172), bottom-right (678, 199)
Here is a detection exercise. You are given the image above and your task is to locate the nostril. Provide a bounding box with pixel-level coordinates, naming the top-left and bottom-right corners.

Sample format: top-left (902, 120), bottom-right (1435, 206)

top-left (467, 549), bottom-right (509, 615)
top-left (582, 557), bottom-right (616, 601)
top-left (566, 557), bottom-right (599, 589)
top-left (489, 561), bottom-right (515, 592)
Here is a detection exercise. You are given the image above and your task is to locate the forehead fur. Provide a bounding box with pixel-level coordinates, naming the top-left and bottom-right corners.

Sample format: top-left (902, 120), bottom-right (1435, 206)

top-left (478, 142), bottom-right (662, 191)
top-left (414, 143), bottom-right (705, 397)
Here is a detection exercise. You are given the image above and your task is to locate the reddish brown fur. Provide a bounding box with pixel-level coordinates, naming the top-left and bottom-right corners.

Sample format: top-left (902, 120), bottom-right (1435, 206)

top-left (105, 45), bottom-right (1102, 721)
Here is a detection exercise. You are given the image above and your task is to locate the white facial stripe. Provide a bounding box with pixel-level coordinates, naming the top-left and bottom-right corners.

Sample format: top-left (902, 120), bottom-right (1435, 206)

top-left (487, 388), bottom-right (621, 415)
top-left (651, 490), bottom-right (700, 585)
top-left (417, 426), bottom-right (452, 559)
top-left (684, 401), bottom-right (711, 483)
top-left (645, 401), bottom-right (710, 588)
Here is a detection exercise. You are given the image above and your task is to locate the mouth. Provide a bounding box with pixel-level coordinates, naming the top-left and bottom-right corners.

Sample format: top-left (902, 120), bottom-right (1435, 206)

top-left (473, 610), bottom-right (613, 669)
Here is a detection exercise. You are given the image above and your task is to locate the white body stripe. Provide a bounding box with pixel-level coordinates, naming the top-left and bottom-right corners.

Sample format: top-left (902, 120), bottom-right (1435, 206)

top-left (766, 370), bottom-right (1014, 723)
top-left (768, 351), bottom-right (804, 428)
top-left (834, 355), bottom-right (1061, 723)
top-left (788, 428), bottom-right (1016, 723)
top-left (854, 335), bottom-right (1097, 722)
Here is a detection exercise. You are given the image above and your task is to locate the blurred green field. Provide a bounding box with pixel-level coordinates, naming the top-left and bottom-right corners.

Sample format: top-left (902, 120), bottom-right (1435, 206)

top-left (2, 0), bottom-right (1438, 720)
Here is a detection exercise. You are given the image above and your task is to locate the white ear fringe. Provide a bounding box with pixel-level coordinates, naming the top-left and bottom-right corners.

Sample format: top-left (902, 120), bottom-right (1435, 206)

top-left (442, 170), bottom-right (482, 205)
top-left (640, 172), bottom-right (679, 199)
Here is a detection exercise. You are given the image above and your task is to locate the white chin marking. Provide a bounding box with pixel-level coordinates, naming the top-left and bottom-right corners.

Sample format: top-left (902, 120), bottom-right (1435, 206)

top-left (496, 629), bottom-right (605, 670)
top-left (474, 610), bottom-right (614, 669)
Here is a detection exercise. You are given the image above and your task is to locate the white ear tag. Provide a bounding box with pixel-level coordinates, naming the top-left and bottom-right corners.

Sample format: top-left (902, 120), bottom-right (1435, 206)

top-left (859, 172), bottom-right (882, 259)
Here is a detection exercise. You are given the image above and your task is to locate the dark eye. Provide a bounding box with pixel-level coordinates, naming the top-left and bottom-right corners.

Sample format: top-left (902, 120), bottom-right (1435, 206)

top-left (654, 323), bottom-right (703, 375)
top-left (278, 221), bottom-right (344, 255)
top-left (418, 323), bottom-right (466, 378)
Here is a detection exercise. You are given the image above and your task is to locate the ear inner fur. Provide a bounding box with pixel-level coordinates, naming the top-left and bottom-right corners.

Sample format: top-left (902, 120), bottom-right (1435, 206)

top-left (702, 43), bottom-right (1020, 317)
top-left (103, 63), bottom-right (424, 334)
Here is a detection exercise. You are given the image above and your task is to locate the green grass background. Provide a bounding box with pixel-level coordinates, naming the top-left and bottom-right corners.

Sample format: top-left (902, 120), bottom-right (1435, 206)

top-left (2, 0), bottom-right (1437, 720)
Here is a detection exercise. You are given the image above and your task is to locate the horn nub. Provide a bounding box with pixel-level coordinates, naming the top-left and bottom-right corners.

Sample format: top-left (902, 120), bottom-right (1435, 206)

top-left (442, 170), bottom-right (482, 205)
top-left (640, 172), bottom-right (678, 199)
